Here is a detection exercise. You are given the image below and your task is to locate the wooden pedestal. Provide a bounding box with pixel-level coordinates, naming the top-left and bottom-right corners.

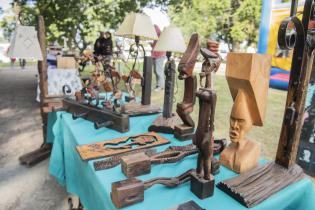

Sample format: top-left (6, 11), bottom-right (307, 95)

top-left (148, 114), bottom-right (181, 134)
top-left (121, 152), bottom-right (151, 177)
top-left (190, 172), bottom-right (214, 199)
top-left (111, 178), bottom-right (144, 209)
top-left (174, 124), bottom-right (195, 141)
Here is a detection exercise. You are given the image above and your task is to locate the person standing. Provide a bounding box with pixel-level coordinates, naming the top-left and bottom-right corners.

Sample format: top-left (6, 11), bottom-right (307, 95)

top-left (151, 25), bottom-right (166, 91)
top-left (103, 31), bottom-right (113, 62)
top-left (94, 32), bottom-right (105, 56)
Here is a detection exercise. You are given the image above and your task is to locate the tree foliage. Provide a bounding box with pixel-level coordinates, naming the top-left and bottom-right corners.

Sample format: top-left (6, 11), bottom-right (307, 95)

top-left (1, 0), bottom-right (186, 52)
top-left (168, 0), bottom-right (262, 51)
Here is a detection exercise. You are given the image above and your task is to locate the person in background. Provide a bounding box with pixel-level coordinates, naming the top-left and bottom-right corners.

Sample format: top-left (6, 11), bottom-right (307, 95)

top-left (94, 32), bottom-right (105, 56)
top-left (151, 25), bottom-right (166, 91)
top-left (103, 31), bottom-right (113, 62)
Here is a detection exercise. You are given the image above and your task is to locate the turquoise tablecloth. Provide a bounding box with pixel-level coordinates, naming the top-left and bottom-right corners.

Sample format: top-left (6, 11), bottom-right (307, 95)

top-left (48, 111), bottom-right (315, 210)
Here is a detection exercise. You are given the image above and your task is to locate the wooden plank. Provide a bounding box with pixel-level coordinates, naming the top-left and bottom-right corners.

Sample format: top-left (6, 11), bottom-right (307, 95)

top-left (76, 132), bottom-right (170, 161)
top-left (275, 27), bottom-right (314, 168)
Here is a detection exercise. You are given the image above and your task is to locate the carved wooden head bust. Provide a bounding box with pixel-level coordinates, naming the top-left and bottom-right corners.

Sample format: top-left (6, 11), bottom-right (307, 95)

top-left (229, 90), bottom-right (253, 143)
top-left (226, 53), bottom-right (272, 142)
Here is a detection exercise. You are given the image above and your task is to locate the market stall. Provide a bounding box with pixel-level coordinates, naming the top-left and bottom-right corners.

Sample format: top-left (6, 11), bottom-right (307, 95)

top-left (48, 111), bottom-right (315, 210)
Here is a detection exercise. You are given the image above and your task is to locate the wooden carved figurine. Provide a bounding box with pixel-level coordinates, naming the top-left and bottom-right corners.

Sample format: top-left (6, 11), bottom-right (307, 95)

top-left (217, 0), bottom-right (314, 204)
top-left (174, 33), bottom-right (199, 140)
top-left (220, 53), bottom-right (271, 173)
top-left (190, 45), bottom-right (221, 199)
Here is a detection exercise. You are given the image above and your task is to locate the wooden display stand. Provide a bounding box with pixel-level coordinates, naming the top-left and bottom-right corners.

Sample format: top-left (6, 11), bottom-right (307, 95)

top-left (219, 53), bottom-right (271, 173)
top-left (19, 16), bottom-right (63, 167)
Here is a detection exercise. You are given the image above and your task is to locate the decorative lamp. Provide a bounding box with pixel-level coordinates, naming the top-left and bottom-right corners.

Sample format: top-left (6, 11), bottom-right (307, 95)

top-left (148, 26), bottom-right (187, 133)
top-left (116, 12), bottom-right (158, 43)
top-left (115, 12), bottom-right (158, 107)
top-left (154, 26), bottom-right (186, 54)
top-left (8, 25), bottom-right (43, 60)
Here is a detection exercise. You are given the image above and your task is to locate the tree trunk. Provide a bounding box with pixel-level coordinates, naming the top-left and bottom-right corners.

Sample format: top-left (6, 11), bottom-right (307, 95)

top-left (231, 42), bottom-right (241, 52)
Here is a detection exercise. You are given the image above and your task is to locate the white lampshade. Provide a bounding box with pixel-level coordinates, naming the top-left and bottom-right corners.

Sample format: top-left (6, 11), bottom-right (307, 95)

top-left (116, 12), bottom-right (158, 41)
top-left (8, 25), bottom-right (43, 60)
top-left (154, 26), bottom-right (186, 53)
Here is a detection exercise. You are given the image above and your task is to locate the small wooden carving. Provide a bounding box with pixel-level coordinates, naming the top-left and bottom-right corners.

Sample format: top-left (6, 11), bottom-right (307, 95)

top-left (121, 152), bottom-right (151, 177)
top-left (62, 98), bottom-right (130, 133)
top-left (220, 53), bottom-right (271, 173)
top-left (121, 138), bottom-right (224, 178)
top-left (190, 46), bottom-right (221, 199)
top-left (174, 33), bottom-right (199, 140)
top-left (111, 169), bottom-right (194, 208)
top-left (76, 132), bottom-right (170, 161)
top-left (217, 162), bottom-right (304, 207)
top-left (94, 140), bottom-right (226, 171)
top-left (93, 148), bottom-right (156, 171)
top-left (167, 200), bottom-right (205, 210)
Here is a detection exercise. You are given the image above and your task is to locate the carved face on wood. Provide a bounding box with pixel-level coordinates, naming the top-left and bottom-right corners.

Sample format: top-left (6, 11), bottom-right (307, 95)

top-left (229, 90), bottom-right (253, 143)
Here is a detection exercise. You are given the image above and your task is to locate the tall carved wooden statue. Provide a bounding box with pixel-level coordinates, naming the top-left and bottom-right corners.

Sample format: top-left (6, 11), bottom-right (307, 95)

top-left (220, 53), bottom-right (271, 173)
top-left (190, 43), bottom-right (221, 199)
top-left (174, 33), bottom-right (199, 140)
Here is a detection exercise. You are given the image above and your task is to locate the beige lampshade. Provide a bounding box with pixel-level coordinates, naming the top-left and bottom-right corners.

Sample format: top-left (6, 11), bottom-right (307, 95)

top-left (8, 25), bottom-right (43, 60)
top-left (116, 12), bottom-right (158, 41)
top-left (154, 26), bottom-right (186, 53)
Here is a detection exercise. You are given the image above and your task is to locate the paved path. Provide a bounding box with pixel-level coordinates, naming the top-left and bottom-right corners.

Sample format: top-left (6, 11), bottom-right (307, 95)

top-left (0, 66), bottom-right (69, 210)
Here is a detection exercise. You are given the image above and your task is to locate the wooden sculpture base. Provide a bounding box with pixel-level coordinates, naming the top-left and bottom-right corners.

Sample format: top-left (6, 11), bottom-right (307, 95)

top-left (111, 169), bottom-right (194, 208)
top-left (148, 113), bottom-right (182, 134)
top-left (217, 162), bottom-right (304, 208)
top-left (167, 200), bottom-right (205, 210)
top-left (111, 178), bottom-right (144, 209)
top-left (220, 140), bottom-right (260, 173)
top-left (190, 172), bottom-right (214, 199)
top-left (174, 124), bottom-right (195, 141)
top-left (19, 143), bottom-right (52, 167)
top-left (123, 102), bottom-right (161, 116)
top-left (76, 132), bottom-right (170, 161)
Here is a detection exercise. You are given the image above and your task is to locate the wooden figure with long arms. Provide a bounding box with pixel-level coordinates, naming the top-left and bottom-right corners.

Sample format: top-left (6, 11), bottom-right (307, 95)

top-left (194, 47), bottom-right (221, 180)
top-left (174, 33), bottom-right (199, 140)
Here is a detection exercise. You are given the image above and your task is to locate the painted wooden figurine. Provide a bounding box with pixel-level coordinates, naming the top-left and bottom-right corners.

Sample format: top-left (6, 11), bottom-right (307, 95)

top-left (220, 53), bottom-right (271, 173)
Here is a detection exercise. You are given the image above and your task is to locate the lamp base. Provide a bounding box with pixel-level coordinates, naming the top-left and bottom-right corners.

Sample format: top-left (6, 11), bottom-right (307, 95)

top-left (148, 113), bottom-right (181, 133)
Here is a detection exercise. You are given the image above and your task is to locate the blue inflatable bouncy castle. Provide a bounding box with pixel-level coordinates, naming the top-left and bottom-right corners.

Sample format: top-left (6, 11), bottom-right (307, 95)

top-left (258, 0), bottom-right (305, 90)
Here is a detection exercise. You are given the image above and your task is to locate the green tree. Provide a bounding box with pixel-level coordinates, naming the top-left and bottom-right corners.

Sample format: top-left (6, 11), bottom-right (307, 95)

top-left (169, 0), bottom-right (262, 51)
top-left (1, 0), bottom-right (186, 52)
